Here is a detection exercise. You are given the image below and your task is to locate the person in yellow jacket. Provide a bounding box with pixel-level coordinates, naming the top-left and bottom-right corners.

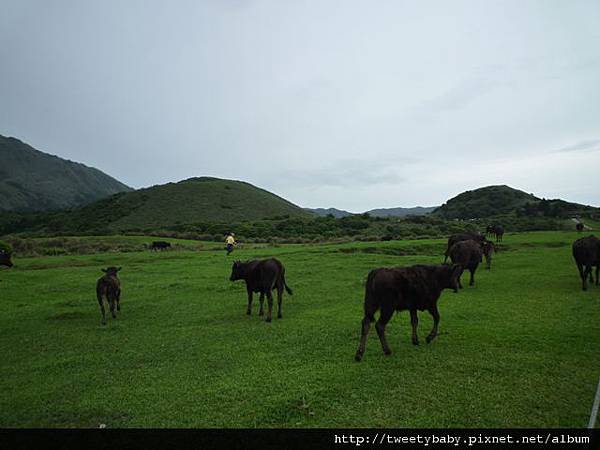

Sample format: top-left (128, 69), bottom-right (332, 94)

top-left (225, 233), bottom-right (236, 255)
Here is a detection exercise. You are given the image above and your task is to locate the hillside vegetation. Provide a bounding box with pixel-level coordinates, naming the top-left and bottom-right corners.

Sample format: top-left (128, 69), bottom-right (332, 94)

top-left (433, 185), bottom-right (598, 220)
top-left (0, 177), bottom-right (311, 234)
top-left (0, 135), bottom-right (131, 212)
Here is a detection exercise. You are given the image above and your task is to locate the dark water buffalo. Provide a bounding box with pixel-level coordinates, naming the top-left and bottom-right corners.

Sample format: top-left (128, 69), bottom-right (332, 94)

top-left (576, 222), bottom-right (584, 232)
top-left (444, 232), bottom-right (484, 263)
top-left (150, 241), bottom-right (171, 251)
top-left (0, 250), bottom-right (13, 268)
top-left (486, 225), bottom-right (504, 242)
top-left (354, 264), bottom-right (461, 362)
top-left (572, 235), bottom-right (600, 291)
top-left (449, 240), bottom-right (483, 288)
top-left (96, 267), bottom-right (122, 325)
top-left (229, 258), bottom-right (293, 322)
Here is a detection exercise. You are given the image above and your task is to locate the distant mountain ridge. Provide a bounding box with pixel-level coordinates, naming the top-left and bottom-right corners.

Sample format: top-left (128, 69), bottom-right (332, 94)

top-left (367, 206), bottom-right (437, 217)
top-left (305, 207), bottom-right (353, 218)
top-left (306, 206), bottom-right (436, 218)
top-left (0, 135), bottom-right (132, 212)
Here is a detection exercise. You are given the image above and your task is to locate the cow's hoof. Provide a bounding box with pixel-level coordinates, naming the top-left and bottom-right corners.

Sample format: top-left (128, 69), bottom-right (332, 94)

top-left (265, 317), bottom-right (272, 323)
top-left (383, 348), bottom-right (392, 356)
top-left (412, 339), bottom-right (420, 346)
top-left (277, 315), bottom-right (282, 319)
top-left (426, 335), bottom-right (435, 344)
top-left (258, 311), bottom-right (264, 316)
top-left (354, 353), bottom-right (363, 362)
top-left (246, 310), bottom-right (251, 315)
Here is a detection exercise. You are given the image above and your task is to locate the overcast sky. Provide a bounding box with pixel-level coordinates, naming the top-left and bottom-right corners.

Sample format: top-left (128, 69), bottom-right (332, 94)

top-left (1, 0), bottom-right (599, 211)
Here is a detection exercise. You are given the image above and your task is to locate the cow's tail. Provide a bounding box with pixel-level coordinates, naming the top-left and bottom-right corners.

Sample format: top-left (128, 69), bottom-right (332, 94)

top-left (363, 270), bottom-right (377, 321)
top-left (282, 270), bottom-right (293, 295)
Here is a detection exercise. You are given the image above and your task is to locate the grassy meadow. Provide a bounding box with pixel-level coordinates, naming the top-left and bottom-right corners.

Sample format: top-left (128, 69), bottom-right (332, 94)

top-left (0, 231), bottom-right (599, 428)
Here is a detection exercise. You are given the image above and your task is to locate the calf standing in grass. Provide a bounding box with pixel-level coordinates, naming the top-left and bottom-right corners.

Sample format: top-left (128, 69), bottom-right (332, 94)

top-left (96, 267), bottom-right (122, 325)
top-left (229, 258), bottom-right (292, 322)
top-left (449, 240), bottom-right (485, 288)
top-left (355, 264), bottom-right (461, 362)
top-left (150, 241), bottom-right (171, 251)
top-left (572, 235), bottom-right (600, 291)
top-left (0, 249), bottom-right (13, 268)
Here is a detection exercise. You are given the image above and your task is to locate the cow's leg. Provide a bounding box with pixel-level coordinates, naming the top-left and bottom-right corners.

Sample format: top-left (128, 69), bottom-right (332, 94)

top-left (265, 289), bottom-right (274, 323)
top-left (409, 309), bottom-right (419, 346)
top-left (108, 294), bottom-right (116, 319)
top-left (246, 288), bottom-right (253, 315)
top-left (577, 263), bottom-right (586, 289)
top-left (355, 306), bottom-right (376, 362)
top-left (457, 268), bottom-right (464, 289)
top-left (582, 265), bottom-right (590, 291)
top-left (426, 305), bottom-right (440, 343)
top-left (97, 292), bottom-right (106, 325)
top-left (469, 268), bottom-right (475, 286)
top-left (375, 306), bottom-right (393, 355)
top-left (258, 293), bottom-right (265, 316)
top-left (276, 284), bottom-right (283, 319)
top-left (116, 288), bottom-right (121, 311)
top-left (596, 265), bottom-right (599, 286)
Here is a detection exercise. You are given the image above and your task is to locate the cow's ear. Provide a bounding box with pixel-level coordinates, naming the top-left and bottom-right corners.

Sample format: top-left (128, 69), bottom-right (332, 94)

top-left (101, 268), bottom-right (107, 273)
top-left (117, 267), bottom-right (122, 272)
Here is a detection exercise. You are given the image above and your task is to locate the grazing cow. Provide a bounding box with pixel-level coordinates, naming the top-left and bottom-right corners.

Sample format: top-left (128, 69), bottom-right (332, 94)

top-left (444, 232), bottom-right (484, 263)
top-left (150, 241), bottom-right (171, 251)
top-left (0, 249), bottom-right (13, 268)
top-left (486, 225), bottom-right (504, 242)
top-left (449, 240), bottom-right (483, 288)
top-left (96, 267), bottom-right (122, 325)
top-left (229, 258), bottom-right (293, 322)
top-left (572, 235), bottom-right (600, 291)
top-left (576, 222), bottom-right (584, 232)
top-left (354, 264), bottom-right (461, 362)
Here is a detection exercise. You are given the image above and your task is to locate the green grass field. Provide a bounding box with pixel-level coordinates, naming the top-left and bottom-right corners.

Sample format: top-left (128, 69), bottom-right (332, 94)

top-left (1, 231), bottom-right (599, 428)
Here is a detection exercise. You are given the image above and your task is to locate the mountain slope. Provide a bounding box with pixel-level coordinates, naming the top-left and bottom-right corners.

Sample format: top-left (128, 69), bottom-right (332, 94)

top-left (0, 135), bottom-right (132, 212)
top-left (433, 185), bottom-right (598, 219)
top-left (34, 177), bottom-right (312, 232)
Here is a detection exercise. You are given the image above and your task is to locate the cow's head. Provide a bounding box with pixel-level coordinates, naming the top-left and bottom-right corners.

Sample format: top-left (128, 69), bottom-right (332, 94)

top-left (0, 250), bottom-right (13, 268)
top-left (101, 267), bottom-right (121, 276)
top-left (229, 261), bottom-right (245, 281)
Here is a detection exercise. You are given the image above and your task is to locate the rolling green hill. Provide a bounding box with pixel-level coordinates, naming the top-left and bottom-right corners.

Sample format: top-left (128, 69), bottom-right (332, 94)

top-left (433, 185), bottom-right (599, 220)
top-left (17, 177), bottom-right (312, 233)
top-left (0, 135), bottom-right (132, 212)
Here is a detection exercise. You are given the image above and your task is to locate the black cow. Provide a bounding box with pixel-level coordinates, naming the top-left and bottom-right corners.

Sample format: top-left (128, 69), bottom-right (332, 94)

top-left (486, 225), bottom-right (504, 242)
top-left (96, 267), bottom-right (122, 325)
top-left (0, 249), bottom-right (13, 268)
top-left (354, 264), bottom-right (461, 361)
top-left (229, 258), bottom-right (293, 322)
top-left (572, 235), bottom-right (600, 291)
top-left (449, 240), bottom-right (483, 288)
top-left (443, 232), bottom-right (484, 263)
top-left (150, 241), bottom-right (171, 251)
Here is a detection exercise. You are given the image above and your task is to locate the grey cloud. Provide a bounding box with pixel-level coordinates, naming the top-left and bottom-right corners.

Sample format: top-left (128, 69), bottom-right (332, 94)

top-left (554, 139), bottom-right (600, 153)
